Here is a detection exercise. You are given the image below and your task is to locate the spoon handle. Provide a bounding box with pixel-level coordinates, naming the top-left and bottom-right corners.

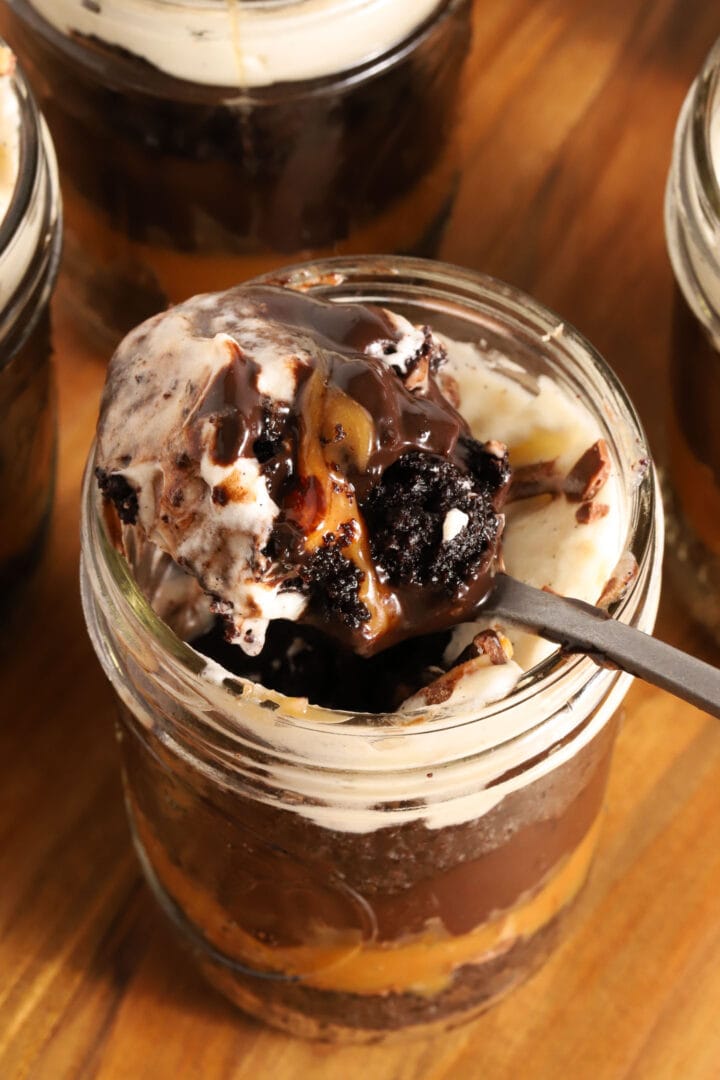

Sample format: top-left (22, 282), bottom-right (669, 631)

top-left (489, 574), bottom-right (720, 719)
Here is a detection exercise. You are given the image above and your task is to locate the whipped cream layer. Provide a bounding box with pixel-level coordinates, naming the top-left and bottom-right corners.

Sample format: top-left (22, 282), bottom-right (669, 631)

top-left (0, 47), bottom-right (19, 227)
top-left (29, 0), bottom-right (444, 88)
top-left (398, 340), bottom-right (625, 711)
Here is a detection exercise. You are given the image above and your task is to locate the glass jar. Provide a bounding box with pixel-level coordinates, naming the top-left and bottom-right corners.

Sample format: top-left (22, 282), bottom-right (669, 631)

top-left (0, 43), bottom-right (61, 616)
top-left (80, 257), bottom-right (663, 1042)
top-left (4, 0), bottom-right (470, 347)
top-left (665, 36), bottom-right (720, 643)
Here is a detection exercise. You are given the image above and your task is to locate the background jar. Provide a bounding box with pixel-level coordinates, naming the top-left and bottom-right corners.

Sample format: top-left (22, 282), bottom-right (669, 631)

top-left (3, 0), bottom-right (471, 347)
top-left (0, 45), bottom-right (61, 616)
top-left (80, 257), bottom-right (663, 1042)
top-left (665, 36), bottom-right (720, 644)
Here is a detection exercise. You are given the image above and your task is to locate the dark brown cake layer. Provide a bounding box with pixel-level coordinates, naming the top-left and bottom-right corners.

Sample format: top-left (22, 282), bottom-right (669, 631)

top-left (120, 703), bottom-right (616, 946)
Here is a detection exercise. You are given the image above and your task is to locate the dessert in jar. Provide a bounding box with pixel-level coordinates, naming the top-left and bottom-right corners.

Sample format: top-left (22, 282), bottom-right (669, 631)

top-left (80, 257), bottom-right (663, 1041)
top-left (665, 35), bottom-right (720, 643)
top-left (3, 0), bottom-right (471, 346)
top-left (0, 44), bottom-right (61, 615)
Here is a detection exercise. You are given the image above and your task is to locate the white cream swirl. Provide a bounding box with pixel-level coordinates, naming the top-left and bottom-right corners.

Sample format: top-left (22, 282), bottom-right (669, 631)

top-left (27, 0), bottom-right (445, 88)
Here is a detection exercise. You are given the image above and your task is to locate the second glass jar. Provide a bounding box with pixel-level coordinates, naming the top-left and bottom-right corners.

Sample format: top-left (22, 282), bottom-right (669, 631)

top-left (5, 0), bottom-right (471, 345)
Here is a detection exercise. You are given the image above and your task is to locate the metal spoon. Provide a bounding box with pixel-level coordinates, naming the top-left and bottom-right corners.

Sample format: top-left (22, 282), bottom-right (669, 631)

top-left (485, 574), bottom-right (720, 718)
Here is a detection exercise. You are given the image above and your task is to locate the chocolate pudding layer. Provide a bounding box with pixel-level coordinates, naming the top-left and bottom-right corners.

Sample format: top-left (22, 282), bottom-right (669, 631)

top-left (4, 0), bottom-right (470, 343)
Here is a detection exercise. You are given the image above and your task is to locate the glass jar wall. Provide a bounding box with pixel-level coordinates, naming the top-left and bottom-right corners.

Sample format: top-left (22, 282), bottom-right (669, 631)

top-left (80, 257), bottom-right (663, 1041)
top-left (665, 35), bottom-right (720, 643)
top-left (0, 43), bottom-right (62, 615)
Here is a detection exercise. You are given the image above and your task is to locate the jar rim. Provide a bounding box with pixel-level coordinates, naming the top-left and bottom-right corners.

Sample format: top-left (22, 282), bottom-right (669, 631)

top-left (0, 44), bottom-right (39, 258)
top-left (82, 256), bottom-right (661, 745)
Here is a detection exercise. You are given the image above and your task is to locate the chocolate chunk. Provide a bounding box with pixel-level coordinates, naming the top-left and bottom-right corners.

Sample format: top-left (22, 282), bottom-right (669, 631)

top-left (301, 539), bottom-right (370, 630)
top-left (508, 460), bottom-right (561, 502)
top-left (597, 552), bottom-right (639, 608)
top-left (565, 440), bottom-right (611, 503)
top-left (575, 501), bottom-right (610, 524)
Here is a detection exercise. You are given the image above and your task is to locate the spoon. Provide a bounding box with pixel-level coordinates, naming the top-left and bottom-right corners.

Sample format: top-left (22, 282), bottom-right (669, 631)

top-left (484, 573), bottom-right (720, 718)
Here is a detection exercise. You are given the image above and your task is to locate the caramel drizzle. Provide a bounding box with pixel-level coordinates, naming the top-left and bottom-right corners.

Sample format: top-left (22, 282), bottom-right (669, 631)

top-left (292, 367), bottom-right (399, 643)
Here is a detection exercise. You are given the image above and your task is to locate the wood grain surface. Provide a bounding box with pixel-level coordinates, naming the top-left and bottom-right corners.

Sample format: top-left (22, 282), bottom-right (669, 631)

top-left (3, 1), bottom-right (720, 1077)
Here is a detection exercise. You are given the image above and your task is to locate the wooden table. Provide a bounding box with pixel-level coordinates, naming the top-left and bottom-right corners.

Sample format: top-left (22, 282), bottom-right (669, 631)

top-left (3, 1), bottom-right (720, 1076)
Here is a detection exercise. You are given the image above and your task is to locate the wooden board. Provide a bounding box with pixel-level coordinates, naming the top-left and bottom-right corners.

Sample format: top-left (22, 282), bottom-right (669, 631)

top-left (2, 1), bottom-right (720, 1076)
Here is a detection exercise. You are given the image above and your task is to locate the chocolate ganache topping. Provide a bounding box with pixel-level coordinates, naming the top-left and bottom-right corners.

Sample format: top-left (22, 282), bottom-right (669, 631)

top-left (96, 285), bottom-right (510, 657)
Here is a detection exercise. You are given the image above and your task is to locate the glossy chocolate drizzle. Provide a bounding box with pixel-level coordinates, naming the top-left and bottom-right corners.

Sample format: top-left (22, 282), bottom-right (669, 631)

top-left (196, 286), bottom-right (510, 656)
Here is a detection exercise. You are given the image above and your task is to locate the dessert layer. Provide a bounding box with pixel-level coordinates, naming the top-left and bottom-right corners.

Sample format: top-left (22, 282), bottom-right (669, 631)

top-left (199, 909), bottom-right (564, 1039)
top-left (121, 711), bottom-right (614, 939)
top-left (27, 0), bottom-right (445, 88)
top-left (134, 806), bottom-right (600, 996)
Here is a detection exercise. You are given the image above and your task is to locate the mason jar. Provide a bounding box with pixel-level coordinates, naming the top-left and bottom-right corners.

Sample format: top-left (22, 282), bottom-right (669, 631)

top-left (665, 36), bottom-right (720, 643)
top-left (80, 257), bottom-right (663, 1042)
top-left (0, 43), bottom-right (61, 616)
top-left (3, 0), bottom-right (471, 347)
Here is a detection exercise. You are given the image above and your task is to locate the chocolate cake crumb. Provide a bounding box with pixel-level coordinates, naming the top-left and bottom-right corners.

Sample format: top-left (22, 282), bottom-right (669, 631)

top-left (95, 467), bottom-right (139, 525)
top-left (565, 440), bottom-right (611, 503)
top-left (302, 539), bottom-right (370, 630)
top-left (362, 448), bottom-right (507, 594)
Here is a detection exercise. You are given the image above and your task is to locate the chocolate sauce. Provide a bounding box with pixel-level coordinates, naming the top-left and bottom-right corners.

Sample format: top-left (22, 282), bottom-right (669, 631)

top-left (97, 285), bottom-right (510, 662)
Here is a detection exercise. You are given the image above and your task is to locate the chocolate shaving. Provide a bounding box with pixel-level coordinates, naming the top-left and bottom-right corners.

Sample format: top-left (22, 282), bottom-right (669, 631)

top-left (418, 630), bottom-right (512, 706)
top-left (565, 440), bottom-right (611, 503)
top-left (455, 629), bottom-right (511, 667)
top-left (575, 501), bottom-right (610, 524)
top-left (508, 460), bottom-right (562, 502)
top-left (597, 552), bottom-right (639, 609)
